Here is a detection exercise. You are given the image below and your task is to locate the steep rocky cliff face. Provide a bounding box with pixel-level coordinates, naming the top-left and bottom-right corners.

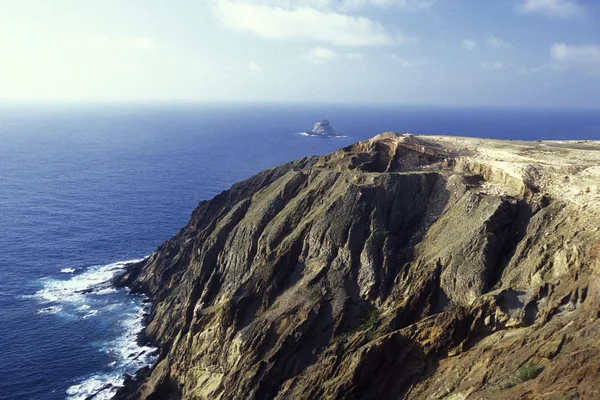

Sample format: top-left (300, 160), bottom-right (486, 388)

top-left (116, 133), bottom-right (600, 400)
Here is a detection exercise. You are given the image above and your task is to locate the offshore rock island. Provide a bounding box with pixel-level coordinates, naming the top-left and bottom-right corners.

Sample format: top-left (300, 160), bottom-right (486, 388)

top-left (304, 119), bottom-right (343, 137)
top-left (116, 133), bottom-right (600, 400)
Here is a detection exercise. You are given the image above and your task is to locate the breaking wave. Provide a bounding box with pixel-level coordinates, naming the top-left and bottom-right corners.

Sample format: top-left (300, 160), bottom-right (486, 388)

top-left (29, 259), bottom-right (158, 399)
top-left (297, 132), bottom-right (348, 138)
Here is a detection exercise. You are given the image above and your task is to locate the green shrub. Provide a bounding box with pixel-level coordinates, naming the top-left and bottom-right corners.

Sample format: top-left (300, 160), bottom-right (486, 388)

top-left (515, 362), bottom-right (544, 382)
top-left (358, 309), bottom-right (379, 331)
top-left (502, 362), bottom-right (544, 389)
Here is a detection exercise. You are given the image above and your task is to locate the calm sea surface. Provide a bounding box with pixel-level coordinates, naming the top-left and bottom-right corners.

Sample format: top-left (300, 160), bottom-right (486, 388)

top-left (0, 104), bottom-right (598, 399)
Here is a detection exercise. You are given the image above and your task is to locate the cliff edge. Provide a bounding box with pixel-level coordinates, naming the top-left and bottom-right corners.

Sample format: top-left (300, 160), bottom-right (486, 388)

top-left (116, 133), bottom-right (600, 399)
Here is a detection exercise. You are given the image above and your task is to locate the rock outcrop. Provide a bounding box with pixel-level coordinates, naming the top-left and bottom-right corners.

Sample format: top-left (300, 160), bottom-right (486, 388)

top-left (116, 133), bottom-right (600, 400)
top-left (305, 119), bottom-right (340, 137)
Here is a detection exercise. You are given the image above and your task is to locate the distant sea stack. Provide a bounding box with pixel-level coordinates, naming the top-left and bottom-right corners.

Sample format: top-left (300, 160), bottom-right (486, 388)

top-left (304, 119), bottom-right (342, 137)
top-left (116, 132), bottom-right (600, 400)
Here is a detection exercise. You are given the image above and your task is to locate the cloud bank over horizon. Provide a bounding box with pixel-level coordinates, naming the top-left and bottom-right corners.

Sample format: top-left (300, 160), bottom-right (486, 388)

top-left (0, 0), bottom-right (598, 107)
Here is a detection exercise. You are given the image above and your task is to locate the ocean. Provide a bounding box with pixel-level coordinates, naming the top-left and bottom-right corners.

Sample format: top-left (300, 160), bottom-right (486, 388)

top-left (0, 103), bottom-right (598, 400)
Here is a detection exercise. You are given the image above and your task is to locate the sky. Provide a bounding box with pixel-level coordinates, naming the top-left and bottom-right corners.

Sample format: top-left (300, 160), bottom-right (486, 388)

top-left (0, 0), bottom-right (599, 107)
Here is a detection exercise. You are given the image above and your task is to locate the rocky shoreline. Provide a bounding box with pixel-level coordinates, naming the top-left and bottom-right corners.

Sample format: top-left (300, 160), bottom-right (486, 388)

top-left (112, 263), bottom-right (159, 400)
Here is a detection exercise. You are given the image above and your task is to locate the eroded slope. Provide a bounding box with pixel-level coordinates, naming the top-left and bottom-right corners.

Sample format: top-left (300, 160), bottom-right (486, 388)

top-left (116, 133), bottom-right (600, 400)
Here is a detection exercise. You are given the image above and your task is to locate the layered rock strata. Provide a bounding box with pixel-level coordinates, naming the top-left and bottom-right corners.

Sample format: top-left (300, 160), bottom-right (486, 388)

top-left (116, 133), bottom-right (600, 400)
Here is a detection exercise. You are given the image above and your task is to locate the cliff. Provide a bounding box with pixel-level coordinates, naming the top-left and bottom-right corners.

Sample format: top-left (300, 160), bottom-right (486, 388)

top-left (116, 133), bottom-right (600, 400)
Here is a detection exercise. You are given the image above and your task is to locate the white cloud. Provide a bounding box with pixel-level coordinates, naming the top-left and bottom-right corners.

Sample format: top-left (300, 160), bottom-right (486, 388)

top-left (211, 0), bottom-right (408, 46)
top-left (486, 33), bottom-right (512, 49)
top-left (462, 39), bottom-right (477, 51)
top-left (516, 0), bottom-right (584, 19)
top-left (336, 0), bottom-right (438, 11)
top-left (241, 0), bottom-right (437, 12)
top-left (248, 62), bottom-right (264, 72)
top-left (390, 54), bottom-right (429, 68)
top-left (306, 46), bottom-right (339, 64)
top-left (518, 43), bottom-right (600, 75)
top-left (480, 61), bottom-right (504, 71)
top-left (304, 47), bottom-right (367, 64)
top-left (551, 43), bottom-right (600, 69)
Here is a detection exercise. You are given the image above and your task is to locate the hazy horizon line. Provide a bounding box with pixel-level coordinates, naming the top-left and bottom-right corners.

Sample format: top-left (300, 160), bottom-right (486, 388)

top-left (1, 99), bottom-right (599, 112)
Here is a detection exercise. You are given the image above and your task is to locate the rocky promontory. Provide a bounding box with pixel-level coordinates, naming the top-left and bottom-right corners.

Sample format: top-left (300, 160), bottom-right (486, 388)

top-left (116, 133), bottom-right (600, 399)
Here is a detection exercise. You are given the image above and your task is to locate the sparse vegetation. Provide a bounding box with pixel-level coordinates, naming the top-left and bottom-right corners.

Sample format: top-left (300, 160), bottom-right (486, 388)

top-left (307, 287), bottom-right (320, 302)
top-left (502, 362), bottom-right (544, 389)
top-left (331, 334), bottom-right (347, 345)
top-left (358, 309), bottom-right (379, 331)
top-left (515, 362), bottom-right (544, 382)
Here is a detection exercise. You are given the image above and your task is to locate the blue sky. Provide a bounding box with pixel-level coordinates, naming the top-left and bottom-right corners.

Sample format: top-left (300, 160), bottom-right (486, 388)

top-left (0, 0), bottom-right (599, 107)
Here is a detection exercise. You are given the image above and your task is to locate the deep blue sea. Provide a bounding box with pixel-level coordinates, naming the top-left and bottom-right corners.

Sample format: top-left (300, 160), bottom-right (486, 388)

top-left (0, 104), bottom-right (598, 400)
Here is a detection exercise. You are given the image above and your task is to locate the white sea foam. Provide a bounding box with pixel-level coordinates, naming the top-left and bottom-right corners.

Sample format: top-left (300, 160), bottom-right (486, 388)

top-left (29, 259), bottom-right (144, 315)
top-left (28, 258), bottom-right (157, 399)
top-left (82, 309), bottom-right (99, 319)
top-left (94, 287), bottom-right (118, 295)
top-left (38, 305), bottom-right (62, 314)
top-left (297, 131), bottom-right (348, 138)
top-left (66, 296), bottom-right (157, 400)
top-left (66, 373), bottom-right (122, 400)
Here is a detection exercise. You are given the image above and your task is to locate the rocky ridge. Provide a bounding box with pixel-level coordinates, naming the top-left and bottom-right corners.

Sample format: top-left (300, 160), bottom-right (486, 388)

top-left (116, 133), bottom-right (600, 399)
